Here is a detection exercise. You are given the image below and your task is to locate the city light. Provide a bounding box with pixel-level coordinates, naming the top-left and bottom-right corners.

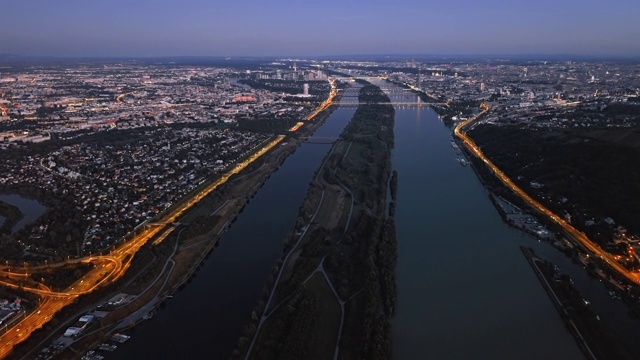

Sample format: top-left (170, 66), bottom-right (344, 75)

top-left (0, 76), bottom-right (338, 357)
top-left (455, 106), bottom-right (640, 288)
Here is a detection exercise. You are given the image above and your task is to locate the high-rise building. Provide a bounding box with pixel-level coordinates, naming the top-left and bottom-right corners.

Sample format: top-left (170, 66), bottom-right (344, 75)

top-left (303, 83), bottom-right (309, 95)
top-left (480, 82), bottom-right (486, 92)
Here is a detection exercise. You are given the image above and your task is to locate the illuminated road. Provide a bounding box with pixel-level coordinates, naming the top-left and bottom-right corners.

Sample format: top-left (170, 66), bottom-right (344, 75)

top-left (454, 105), bottom-right (640, 286)
top-left (305, 78), bottom-right (337, 121)
top-left (115, 91), bottom-right (137, 104)
top-left (0, 257), bottom-right (120, 297)
top-left (0, 77), bottom-right (338, 358)
top-left (0, 261), bottom-right (118, 358)
top-left (0, 138), bottom-right (284, 358)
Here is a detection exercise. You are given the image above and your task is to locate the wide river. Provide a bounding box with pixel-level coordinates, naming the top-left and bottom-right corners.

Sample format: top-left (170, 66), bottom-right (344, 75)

top-left (377, 79), bottom-right (640, 359)
top-left (116, 80), bottom-right (640, 359)
top-left (378, 81), bottom-right (582, 359)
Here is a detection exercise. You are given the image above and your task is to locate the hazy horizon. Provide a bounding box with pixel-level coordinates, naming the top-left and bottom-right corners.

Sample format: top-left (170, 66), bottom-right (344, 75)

top-left (3, 0), bottom-right (640, 58)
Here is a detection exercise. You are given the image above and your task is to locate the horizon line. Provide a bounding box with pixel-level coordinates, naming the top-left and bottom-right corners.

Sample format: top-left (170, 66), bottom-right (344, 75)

top-left (1, 53), bottom-right (640, 62)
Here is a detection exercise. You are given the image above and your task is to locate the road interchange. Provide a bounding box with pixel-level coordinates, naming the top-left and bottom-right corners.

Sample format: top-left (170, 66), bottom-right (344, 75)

top-left (0, 78), bottom-right (340, 358)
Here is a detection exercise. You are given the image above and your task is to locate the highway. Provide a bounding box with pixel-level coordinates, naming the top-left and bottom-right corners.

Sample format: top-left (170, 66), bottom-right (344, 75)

top-left (0, 137), bottom-right (285, 358)
top-left (0, 258), bottom-right (122, 357)
top-left (0, 78), bottom-right (338, 358)
top-left (454, 105), bottom-right (640, 287)
top-left (0, 259), bottom-right (119, 357)
top-left (305, 78), bottom-right (337, 121)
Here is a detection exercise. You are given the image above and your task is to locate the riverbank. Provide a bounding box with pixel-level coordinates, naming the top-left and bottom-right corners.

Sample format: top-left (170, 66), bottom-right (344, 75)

top-left (7, 89), bottom-right (345, 359)
top-left (237, 82), bottom-right (397, 359)
top-left (521, 246), bottom-right (634, 360)
top-left (454, 106), bottom-right (640, 359)
top-left (457, 106), bottom-right (640, 288)
top-left (0, 201), bottom-right (23, 235)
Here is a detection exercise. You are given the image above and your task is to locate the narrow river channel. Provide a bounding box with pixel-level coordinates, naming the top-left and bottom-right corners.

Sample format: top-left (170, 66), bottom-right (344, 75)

top-left (114, 85), bottom-right (360, 359)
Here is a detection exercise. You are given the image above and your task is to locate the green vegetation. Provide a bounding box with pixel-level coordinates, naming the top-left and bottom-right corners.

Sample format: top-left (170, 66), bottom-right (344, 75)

top-left (237, 117), bottom-right (299, 133)
top-left (0, 184), bottom-right (83, 260)
top-left (247, 286), bottom-right (318, 360)
top-left (0, 200), bottom-right (23, 234)
top-left (389, 170), bottom-right (398, 217)
top-left (527, 249), bottom-right (636, 360)
top-left (235, 82), bottom-right (397, 359)
top-left (180, 214), bottom-right (218, 239)
top-left (469, 124), bottom-right (640, 244)
top-left (435, 99), bottom-right (482, 123)
top-left (30, 263), bottom-right (94, 291)
top-left (239, 79), bottom-right (329, 97)
top-left (304, 273), bottom-right (342, 360)
top-left (325, 216), bottom-right (396, 359)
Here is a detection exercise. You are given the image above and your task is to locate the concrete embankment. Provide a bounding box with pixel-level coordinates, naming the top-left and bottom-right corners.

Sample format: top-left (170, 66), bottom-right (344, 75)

top-left (520, 246), bottom-right (598, 360)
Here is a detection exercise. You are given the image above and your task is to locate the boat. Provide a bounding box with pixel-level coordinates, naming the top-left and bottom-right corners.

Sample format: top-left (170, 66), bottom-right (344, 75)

top-left (110, 333), bottom-right (131, 343)
top-left (98, 343), bottom-right (118, 352)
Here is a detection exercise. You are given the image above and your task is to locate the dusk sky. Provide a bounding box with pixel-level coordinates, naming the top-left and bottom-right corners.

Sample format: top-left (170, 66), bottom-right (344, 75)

top-left (4, 0), bottom-right (640, 57)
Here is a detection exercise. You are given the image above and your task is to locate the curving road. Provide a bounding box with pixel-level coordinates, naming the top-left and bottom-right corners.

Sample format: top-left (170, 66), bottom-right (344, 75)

top-left (454, 105), bottom-right (640, 286)
top-left (305, 78), bottom-right (337, 121)
top-left (0, 135), bottom-right (286, 358)
top-left (0, 78), bottom-right (339, 358)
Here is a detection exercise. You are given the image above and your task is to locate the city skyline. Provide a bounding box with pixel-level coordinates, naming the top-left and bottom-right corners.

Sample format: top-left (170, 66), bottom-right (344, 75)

top-left (2, 16), bottom-right (640, 356)
top-left (3, 0), bottom-right (640, 58)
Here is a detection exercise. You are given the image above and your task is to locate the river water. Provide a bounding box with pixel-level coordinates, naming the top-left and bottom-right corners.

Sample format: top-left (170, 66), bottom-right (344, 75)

top-left (114, 80), bottom-right (640, 359)
top-left (114, 85), bottom-right (361, 359)
top-left (378, 82), bottom-right (582, 359)
top-left (0, 194), bottom-right (47, 234)
top-left (378, 80), bottom-right (640, 360)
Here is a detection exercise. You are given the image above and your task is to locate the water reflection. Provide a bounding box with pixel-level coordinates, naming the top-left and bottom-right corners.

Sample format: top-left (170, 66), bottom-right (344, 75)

top-left (112, 88), bottom-right (358, 359)
top-left (380, 80), bottom-right (585, 360)
top-left (0, 194), bottom-right (47, 234)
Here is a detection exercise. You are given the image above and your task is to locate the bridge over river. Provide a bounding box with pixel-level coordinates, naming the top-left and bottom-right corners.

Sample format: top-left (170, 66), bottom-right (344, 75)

top-left (336, 101), bottom-right (441, 107)
top-left (338, 82), bottom-right (444, 107)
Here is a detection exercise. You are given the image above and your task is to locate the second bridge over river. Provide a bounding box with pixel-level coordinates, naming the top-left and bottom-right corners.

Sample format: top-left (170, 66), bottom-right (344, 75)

top-left (335, 101), bottom-right (441, 107)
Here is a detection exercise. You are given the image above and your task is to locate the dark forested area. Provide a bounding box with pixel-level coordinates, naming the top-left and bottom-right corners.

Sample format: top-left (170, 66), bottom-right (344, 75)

top-left (469, 124), bottom-right (640, 243)
top-left (235, 83), bottom-right (397, 359)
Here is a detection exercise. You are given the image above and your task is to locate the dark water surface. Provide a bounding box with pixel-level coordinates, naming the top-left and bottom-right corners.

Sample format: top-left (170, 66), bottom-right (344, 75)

top-left (114, 90), bottom-right (359, 359)
top-left (379, 80), bottom-right (639, 360)
top-left (115, 81), bottom-right (640, 360)
top-left (0, 194), bottom-right (47, 234)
